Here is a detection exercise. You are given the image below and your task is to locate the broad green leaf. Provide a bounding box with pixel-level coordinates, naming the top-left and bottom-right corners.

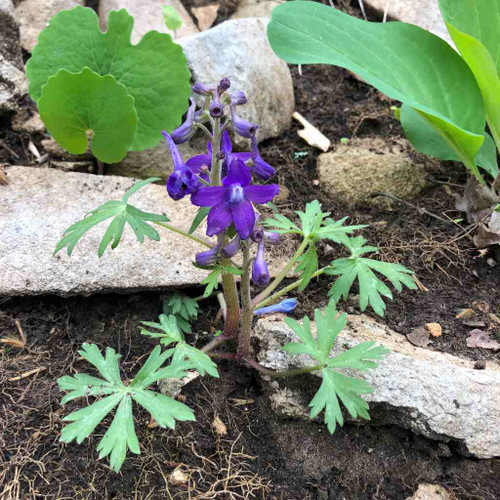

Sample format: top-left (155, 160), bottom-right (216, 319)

top-left (54, 178), bottom-right (169, 257)
top-left (173, 343), bottom-right (219, 378)
top-left (268, 2), bottom-right (487, 181)
top-left (439, 0), bottom-right (500, 150)
top-left (401, 105), bottom-right (498, 178)
top-left (27, 6), bottom-right (191, 151)
top-left (325, 237), bottom-right (416, 316)
top-left (97, 395), bottom-right (140, 472)
top-left (78, 343), bottom-right (123, 386)
top-left (295, 245), bottom-right (318, 291)
top-left (130, 345), bottom-right (174, 389)
top-left (38, 69), bottom-right (137, 163)
top-left (189, 207), bottom-right (210, 235)
top-left (327, 341), bottom-right (389, 371)
top-left (140, 314), bottom-right (185, 347)
top-left (163, 5), bottom-right (183, 31)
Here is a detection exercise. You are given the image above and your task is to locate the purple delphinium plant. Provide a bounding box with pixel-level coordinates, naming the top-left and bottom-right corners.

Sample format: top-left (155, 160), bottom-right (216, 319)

top-left (54, 77), bottom-right (417, 473)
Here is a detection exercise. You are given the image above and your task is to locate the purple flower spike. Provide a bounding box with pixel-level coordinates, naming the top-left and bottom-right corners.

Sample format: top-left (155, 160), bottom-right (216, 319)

top-left (252, 240), bottom-right (270, 285)
top-left (220, 130), bottom-right (251, 177)
top-left (254, 298), bottom-right (298, 316)
top-left (264, 231), bottom-right (280, 245)
top-left (221, 235), bottom-right (241, 258)
top-left (230, 103), bottom-right (257, 138)
top-left (250, 136), bottom-right (275, 180)
top-left (191, 159), bottom-right (280, 239)
top-left (163, 131), bottom-right (203, 201)
top-left (171, 98), bottom-right (196, 144)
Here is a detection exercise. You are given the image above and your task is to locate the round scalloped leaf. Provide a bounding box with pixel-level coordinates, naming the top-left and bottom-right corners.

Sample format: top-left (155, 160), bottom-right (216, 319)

top-left (38, 68), bottom-right (138, 163)
top-left (26, 6), bottom-right (191, 151)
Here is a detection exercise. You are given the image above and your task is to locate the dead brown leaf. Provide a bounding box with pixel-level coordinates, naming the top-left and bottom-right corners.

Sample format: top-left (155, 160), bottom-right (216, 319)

top-left (425, 323), bottom-right (442, 338)
top-left (407, 327), bottom-right (431, 347)
top-left (466, 329), bottom-right (500, 351)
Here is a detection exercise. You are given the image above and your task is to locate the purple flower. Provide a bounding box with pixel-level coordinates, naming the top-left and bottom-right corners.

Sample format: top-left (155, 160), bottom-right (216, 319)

top-left (209, 88), bottom-right (224, 118)
top-left (218, 78), bottom-right (231, 92)
top-left (254, 298), bottom-right (298, 316)
top-left (171, 98), bottom-right (196, 144)
top-left (192, 82), bottom-right (216, 95)
top-left (264, 231), bottom-right (280, 245)
top-left (163, 131), bottom-right (205, 201)
top-left (249, 136), bottom-right (275, 180)
top-left (191, 159), bottom-right (279, 239)
top-left (252, 240), bottom-right (270, 285)
top-left (220, 130), bottom-right (251, 176)
top-left (221, 235), bottom-right (241, 258)
top-left (230, 103), bottom-right (257, 138)
top-left (231, 91), bottom-right (247, 105)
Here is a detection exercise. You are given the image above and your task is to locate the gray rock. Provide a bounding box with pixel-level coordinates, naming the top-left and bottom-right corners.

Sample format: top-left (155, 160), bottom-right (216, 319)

top-left (406, 483), bottom-right (453, 500)
top-left (0, 166), bottom-right (208, 296)
top-left (179, 18), bottom-right (294, 147)
top-left (365, 0), bottom-right (452, 46)
top-left (99, 0), bottom-right (199, 44)
top-left (15, 0), bottom-right (84, 53)
top-left (0, 0), bottom-right (27, 114)
top-left (317, 138), bottom-right (429, 208)
top-left (1, 166), bottom-right (290, 296)
top-left (255, 315), bottom-right (500, 459)
top-left (231, 0), bottom-right (282, 20)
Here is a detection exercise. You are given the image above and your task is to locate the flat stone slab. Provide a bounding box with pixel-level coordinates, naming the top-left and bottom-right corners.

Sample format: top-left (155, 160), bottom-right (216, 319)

top-left (255, 315), bottom-right (500, 459)
top-left (1, 166), bottom-right (290, 296)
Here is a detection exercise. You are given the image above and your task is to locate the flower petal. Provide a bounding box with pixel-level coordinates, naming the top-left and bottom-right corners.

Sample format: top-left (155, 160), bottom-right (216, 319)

top-left (231, 200), bottom-right (256, 239)
top-left (223, 158), bottom-right (252, 187)
top-left (221, 130), bottom-right (233, 157)
top-left (162, 131), bottom-right (185, 170)
top-left (191, 186), bottom-right (227, 207)
top-left (244, 184), bottom-right (280, 204)
top-left (207, 203), bottom-right (233, 236)
top-left (186, 154), bottom-right (212, 173)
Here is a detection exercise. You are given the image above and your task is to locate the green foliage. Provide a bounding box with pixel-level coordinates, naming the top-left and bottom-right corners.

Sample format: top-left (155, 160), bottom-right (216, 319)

top-left (55, 178), bottom-right (168, 257)
top-left (196, 264), bottom-right (243, 298)
top-left (189, 207), bottom-right (211, 235)
top-left (163, 5), bottom-right (183, 31)
top-left (324, 237), bottom-right (417, 316)
top-left (26, 6), bottom-right (191, 157)
top-left (162, 293), bottom-right (200, 333)
top-left (140, 313), bottom-right (218, 377)
top-left (267, 2), bottom-right (494, 182)
top-left (283, 302), bottom-right (389, 433)
top-left (38, 68), bottom-right (138, 163)
top-left (58, 344), bottom-right (194, 472)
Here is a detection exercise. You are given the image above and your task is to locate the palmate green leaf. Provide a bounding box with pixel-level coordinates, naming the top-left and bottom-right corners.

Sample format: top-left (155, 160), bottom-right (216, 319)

top-left (54, 177), bottom-right (169, 257)
top-left (325, 237), bottom-right (416, 316)
top-left (173, 343), bottom-right (219, 378)
top-left (38, 68), bottom-right (138, 163)
top-left (295, 245), bottom-right (318, 291)
top-left (268, 2), bottom-right (487, 182)
top-left (58, 344), bottom-right (194, 472)
top-left (140, 314), bottom-right (185, 347)
top-left (401, 105), bottom-right (498, 177)
top-left (162, 293), bottom-right (199, 334)
top-left (439, 0), bottom-right (500, 151)
top-left (199, 265), bottom-right (243, 298)
top-left (27, 6), bottom-right (191, 151)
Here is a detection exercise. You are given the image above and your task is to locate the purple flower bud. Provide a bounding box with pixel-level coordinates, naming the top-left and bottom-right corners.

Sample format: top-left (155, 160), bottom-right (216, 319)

top-left (218, 78), bottom-right (231, 92)
top-left (252, 240), bottom-right (270, 286)
top-left (210, 89), bottom-right (224, 118)
top-left (250, 226), bottom-right (264, 243)
top-left (231, 91), bottom-right (247, 105)
top-left (249, 136), bottom-right (275, 180)
top-left (195, 246), bottom-right (220, 266)
top-left (254, 298), bottom-right (298, 316)
top-left (230, 103), bottom-right (257, 138)
top-left (264, 231), bottom-right (280, 245)
top-left (192, 82), bottom-right (216, 96)
top-left (221, 235), bottom-right (241, 258)
top-left (171, 98), bottom-right (196, 144)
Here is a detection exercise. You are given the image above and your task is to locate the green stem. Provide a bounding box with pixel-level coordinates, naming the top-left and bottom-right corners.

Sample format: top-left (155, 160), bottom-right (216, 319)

top-left (254, 269), bottom-right (326, 310)
top-left (237, 244), bottom-right (253, 359)
top-left (155, 222), bottom-right (211, 248)
top-left (246, 358), bottom-right (322, 378)
top-left (252, 238), bottom-right (310, 306)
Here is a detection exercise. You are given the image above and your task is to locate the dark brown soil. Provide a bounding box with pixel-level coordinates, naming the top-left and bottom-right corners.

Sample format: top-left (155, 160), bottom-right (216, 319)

top-left (2, 0), bottom-right (500, 498)
top-left (2, 292), bottom-right (500, 499)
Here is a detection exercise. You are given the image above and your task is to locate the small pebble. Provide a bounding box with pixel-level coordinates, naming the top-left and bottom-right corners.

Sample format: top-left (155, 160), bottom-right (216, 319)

top-left (474, 360), bottom-right (486, 370)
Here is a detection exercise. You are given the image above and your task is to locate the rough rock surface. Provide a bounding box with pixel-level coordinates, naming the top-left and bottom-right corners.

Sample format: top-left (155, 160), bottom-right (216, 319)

top-left (15, 0), bottom-right (84, 52)
top-left (231, 0), bottom-right (283, 19)
top-left (317, 138), bottom-right (429, 208)
top-left (0, 0), bottom-right (27, 114)
top-left (406, 483), bottom-right (454, 500)
top-left (255, 315), bottom-right (500, 459)
top-left (1, 166), bottom-right (290, 296)
top-left (99, 0), bottom-right (199, 44)
top-left (0, 166), bottom-right (209, 296)
top-left (179, 18), bottom-right (294, 146)
top-left (365, 0), bottom-right (452, 46)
